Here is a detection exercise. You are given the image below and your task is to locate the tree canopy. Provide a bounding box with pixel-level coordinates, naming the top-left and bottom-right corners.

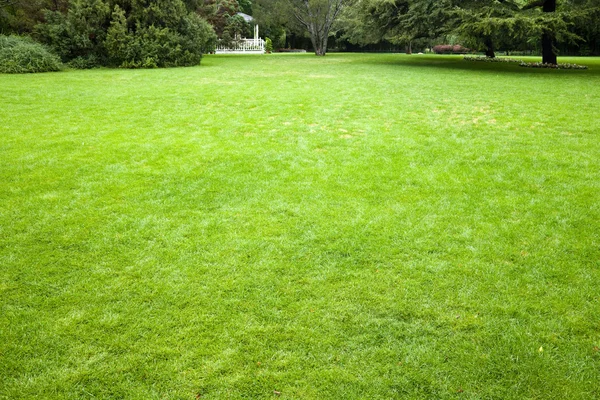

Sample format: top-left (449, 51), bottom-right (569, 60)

top-left (342, 0), bottom-right (600, 62)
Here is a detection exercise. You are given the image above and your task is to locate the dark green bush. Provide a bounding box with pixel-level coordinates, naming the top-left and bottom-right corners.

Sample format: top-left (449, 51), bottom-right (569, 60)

top-left (68, 54), bottom-right (100, 69)
top-left (35, 0), bottom-right (110, 64)
top-left (0, 35), bottom-right (62, 74)
top-left (34, 0), bottom-right (216, 69)
top-left (105, 4), bottom-right (216, 68)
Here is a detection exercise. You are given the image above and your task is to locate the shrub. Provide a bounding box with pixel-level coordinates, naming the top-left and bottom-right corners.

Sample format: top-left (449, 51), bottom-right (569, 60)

top-left (35, 0), bottom-right (110, 63)
top-left (36, 0), bottom-right (216, 69)
top-left (433, 44), bottom-right (470, 54)
top-left (68, 54), bottom-right (99, 69)
top-left (105, 5), bottom-right (216, 68)
top-left (265, 37), bottom-right (273, 53)
top-left (0, 35), bottom-right (62, 74)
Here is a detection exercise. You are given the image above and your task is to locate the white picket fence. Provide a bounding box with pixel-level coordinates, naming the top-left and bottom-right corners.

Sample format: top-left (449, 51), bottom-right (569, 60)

top-left (215, 38), bottom-right (265, 54)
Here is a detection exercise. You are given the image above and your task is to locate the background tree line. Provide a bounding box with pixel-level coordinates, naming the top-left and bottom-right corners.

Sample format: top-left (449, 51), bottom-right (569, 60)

top-left (1, 0), bottom-right (599, 68)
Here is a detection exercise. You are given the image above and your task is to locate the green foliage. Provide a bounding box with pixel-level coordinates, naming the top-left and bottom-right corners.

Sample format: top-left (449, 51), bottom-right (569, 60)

top-left (35, 0), bottom-right (110, 62)
top-left (267, 25), bottom-right (286, 49)
top-left (67, 54), bottom-right (99, 69)
top-left (0, 0), bottom-right (68, 35)
top-left (197, 0), bottom-right (240, 36)
top-left (341, 0), bottom-right (449, 46)
top-left (224, 14), bottom-right (251, 38)
top-left (342, 0), bottom-right (600, 60)
top-left (237, 0), bottom-right (253, 14)
top-left (105, 5), bottom-right (216, 68)
top-left (265, 36), bottom-right (273, 52)
top-left (0, 34), bottom-right (62, 73)
top-left (252, 0), bottom-right (304, 47)
top-left (34, 0), bottom-right (216, 68)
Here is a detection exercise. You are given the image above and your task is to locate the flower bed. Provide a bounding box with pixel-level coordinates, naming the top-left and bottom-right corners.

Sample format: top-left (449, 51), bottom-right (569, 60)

top-left (464, 56), bottom-right (523, 63)
top-left (519, 62), bottom-right (588, 70)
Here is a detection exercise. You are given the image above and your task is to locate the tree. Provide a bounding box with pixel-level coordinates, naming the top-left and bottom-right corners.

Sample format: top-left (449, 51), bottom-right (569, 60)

top-left (253, 0), bottom-right (304, 49)
top-left (520, 0), bottom-right (589, 63)
top-left (341, 0), bottom-right (449, 53)
top-left (288, 0), bottom-right (346, 55)
top-left (343, 0), bottom-right (599, 64)
top-left (452, 0), bottom-right (529, 58)
top-left (453, 0), bottom-right (600, 63)
top-left (196, 0), bottom-right (240, 36)
top-left (572, 0), bottom-right (600, 54)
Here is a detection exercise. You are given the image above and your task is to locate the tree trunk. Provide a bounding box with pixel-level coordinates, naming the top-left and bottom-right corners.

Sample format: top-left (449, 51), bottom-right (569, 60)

top-left (542, 0), bottom-right (557, 64)
top-left (312, 32), bottom-right (328, 56)
top-left (485, 38), bottom-right (495, 58)
top-left (406, 41), bottom-right (412, 55)
top-left (316, 39), bottom-right (327, 55)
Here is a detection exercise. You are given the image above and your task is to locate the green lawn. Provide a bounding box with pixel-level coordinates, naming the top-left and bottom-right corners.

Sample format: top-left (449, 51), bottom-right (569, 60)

top-left (1, 53), bottom-right (599, 399)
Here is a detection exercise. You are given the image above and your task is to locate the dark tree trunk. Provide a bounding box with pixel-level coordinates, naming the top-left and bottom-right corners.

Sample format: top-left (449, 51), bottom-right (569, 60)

top-left (542, 0), bottom-right (557, 64)
top-left (314, 38), bottom-right (327, 56)
top-left (310, 25), bottom-right (328, 56)
top-left (485, 38), bottom-right (495, 58)
top-left (406, 41), bottom-right (412, 55)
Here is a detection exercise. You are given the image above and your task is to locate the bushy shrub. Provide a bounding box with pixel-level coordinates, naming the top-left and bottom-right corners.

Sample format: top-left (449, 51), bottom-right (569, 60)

top-left (433, 44), bottom-right (470, 54)
top-left (265, 37), bottom-right (273, 53)
top-left (105, 4), bottom-right (216, 68)
top-left (68, 54), bottom-right (99, 69)
top-left (35, 0), bottom-right (110, 63)
top-left (36, 0), bottom-right (216, 69)
top-left (0, 35), bottom-right (62, 73)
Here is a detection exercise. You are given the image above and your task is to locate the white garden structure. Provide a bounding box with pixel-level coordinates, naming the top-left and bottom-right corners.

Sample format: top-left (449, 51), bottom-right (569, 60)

top-left (215, 13), bottom-right (265, 54)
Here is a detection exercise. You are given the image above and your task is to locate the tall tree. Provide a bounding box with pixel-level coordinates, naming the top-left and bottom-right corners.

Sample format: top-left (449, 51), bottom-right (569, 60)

top-left (522, 0), bottom-right (558, 63)
top-left (288, 0), bottom-right (346, 55)
top-left (454, 0), bottom-right (599, 63)
top-left (452, 0), bottom-right (528, 58)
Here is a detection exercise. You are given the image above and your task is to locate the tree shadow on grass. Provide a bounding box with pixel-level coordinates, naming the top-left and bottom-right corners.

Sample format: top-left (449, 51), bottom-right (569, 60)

top-left (351, 54), bottom-right (600, 77)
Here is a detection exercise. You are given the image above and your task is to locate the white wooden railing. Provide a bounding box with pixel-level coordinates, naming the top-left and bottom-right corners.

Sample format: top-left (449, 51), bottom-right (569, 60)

top-left (215, 38), bottom-right (265, 54)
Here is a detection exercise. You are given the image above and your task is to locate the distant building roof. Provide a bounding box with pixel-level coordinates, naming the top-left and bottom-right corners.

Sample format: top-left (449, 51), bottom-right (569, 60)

top-left (236, 12), bottom-right (254, 23)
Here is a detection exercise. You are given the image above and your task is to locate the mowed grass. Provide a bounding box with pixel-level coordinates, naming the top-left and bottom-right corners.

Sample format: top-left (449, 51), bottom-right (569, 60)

top-left (1, 53), bottom-right (599, 399)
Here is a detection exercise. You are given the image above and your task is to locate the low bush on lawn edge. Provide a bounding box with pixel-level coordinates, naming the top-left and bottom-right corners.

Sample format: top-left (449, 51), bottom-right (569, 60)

top-left (0, 35), bottom-right (62, 74)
